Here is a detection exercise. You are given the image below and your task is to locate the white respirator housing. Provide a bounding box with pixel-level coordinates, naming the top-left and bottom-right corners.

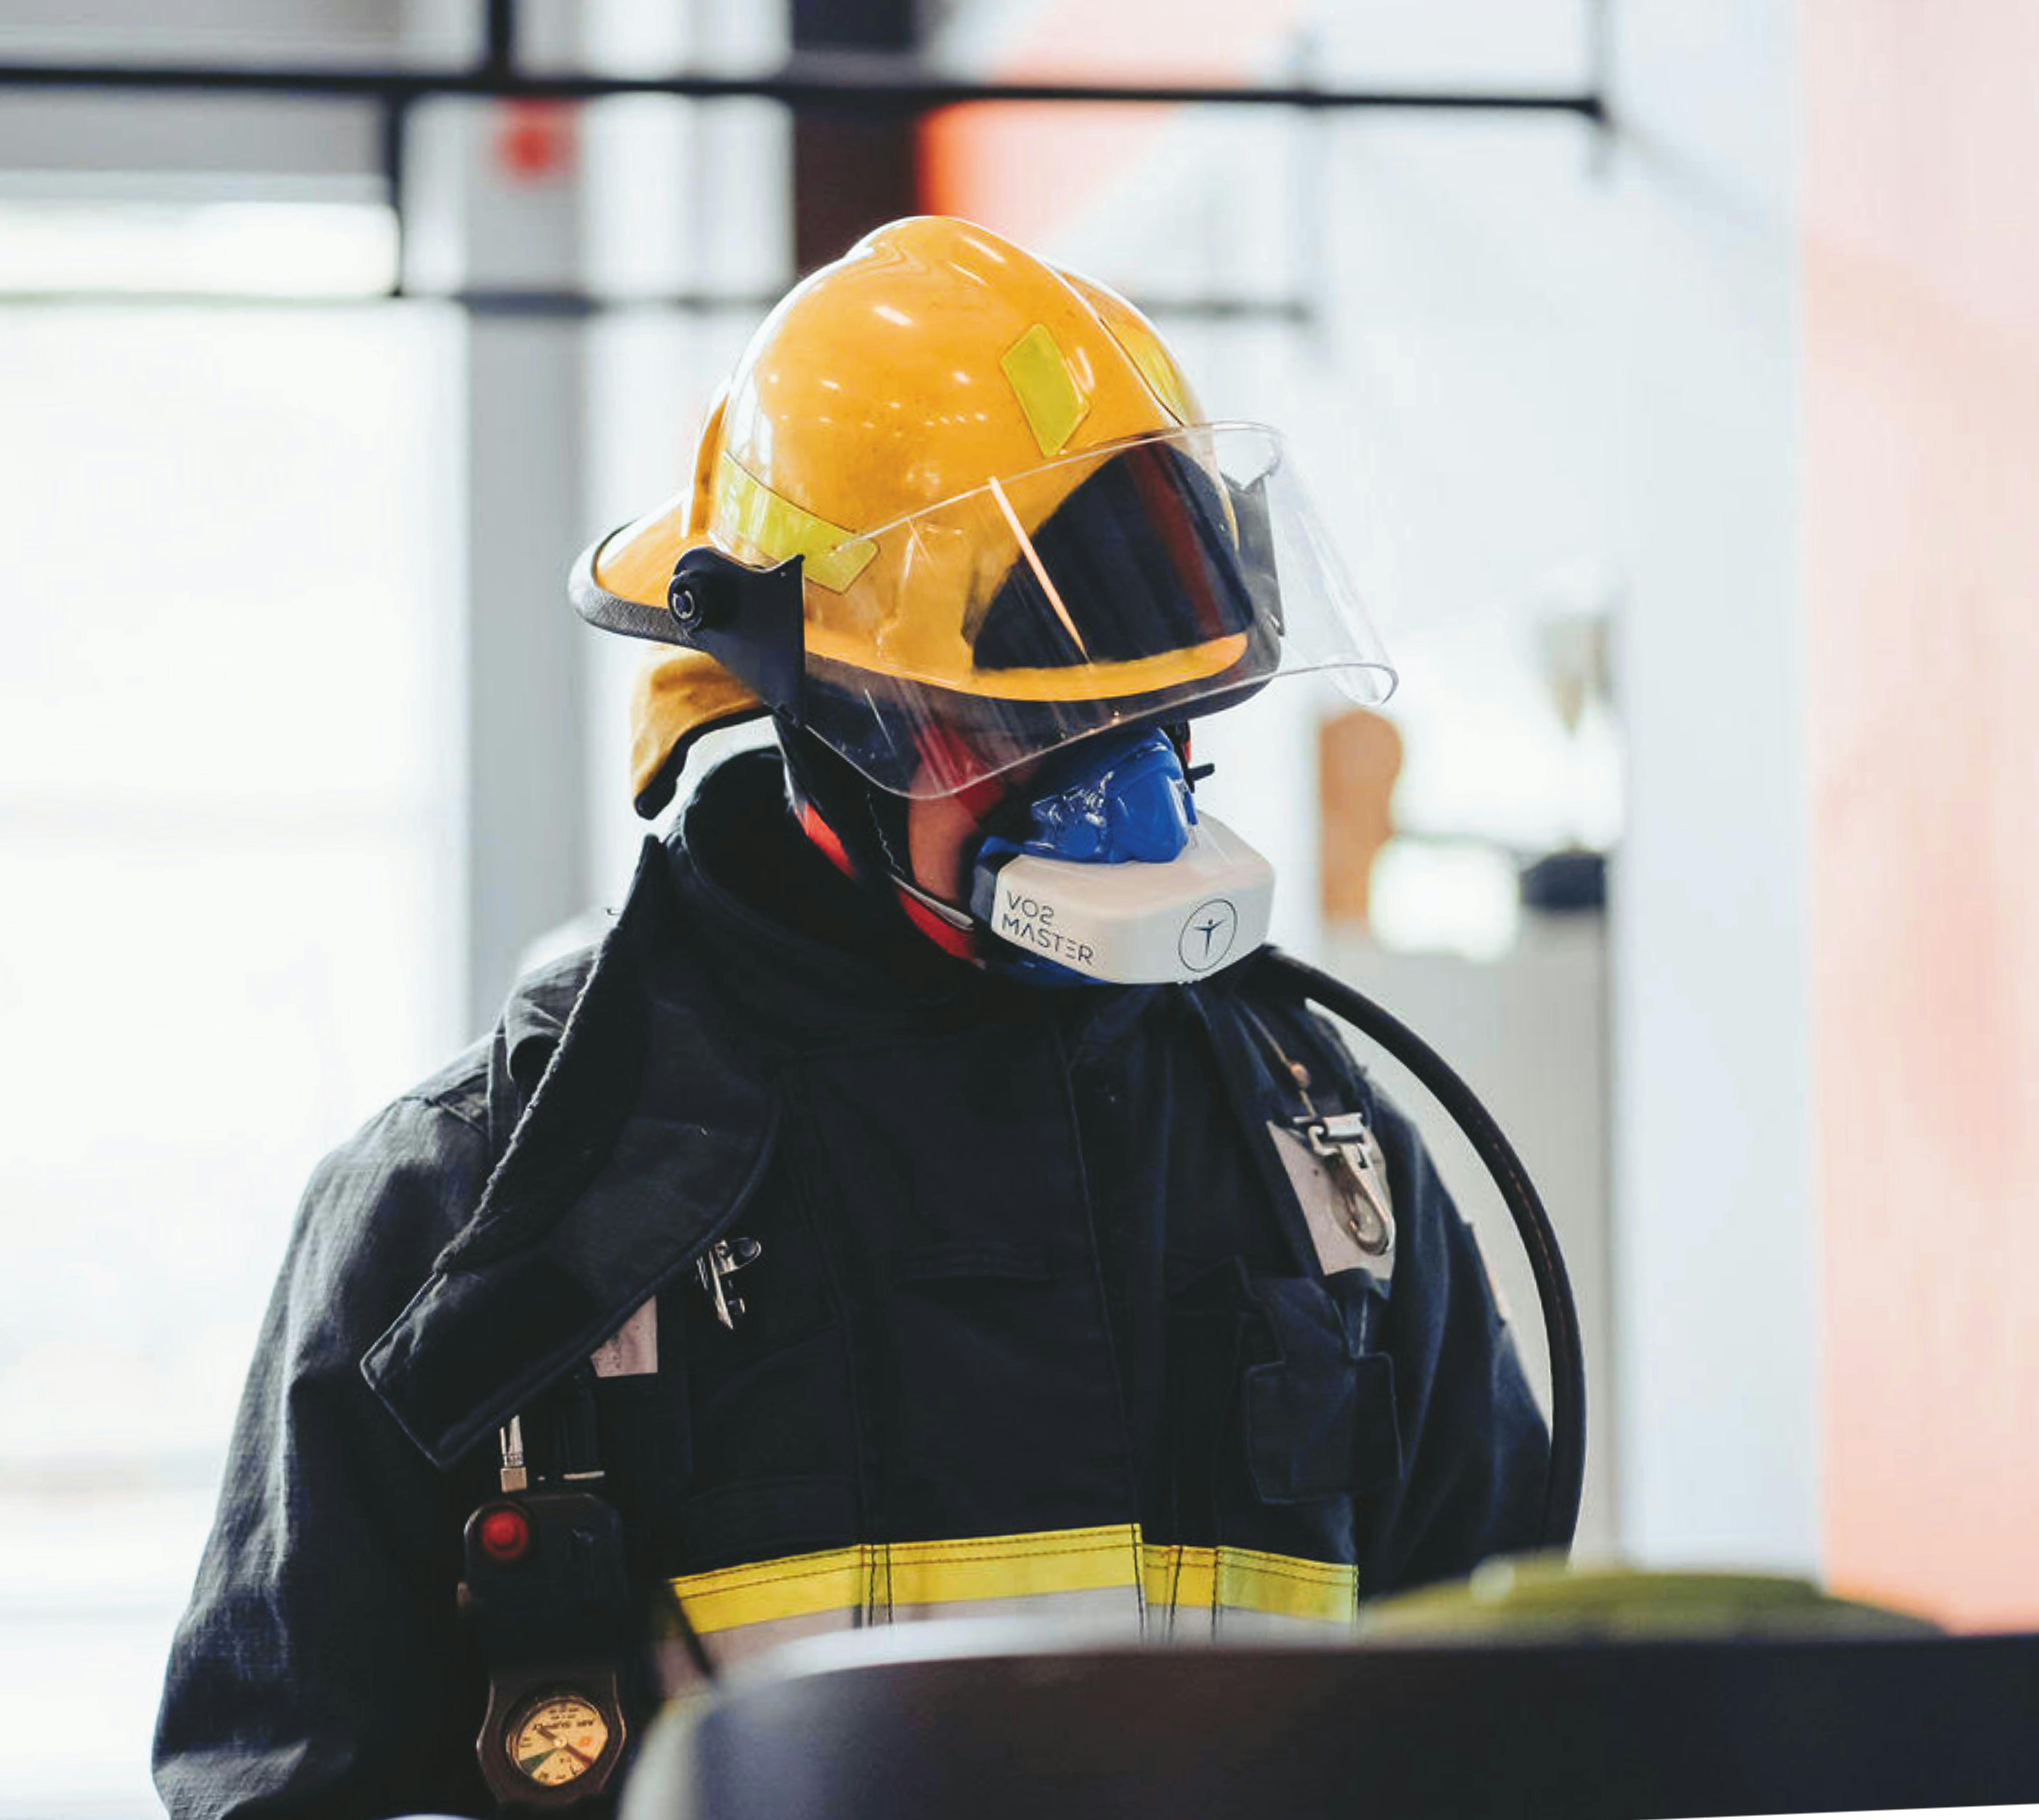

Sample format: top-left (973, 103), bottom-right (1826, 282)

top-left (980, 811), bottom-right (1275, 986)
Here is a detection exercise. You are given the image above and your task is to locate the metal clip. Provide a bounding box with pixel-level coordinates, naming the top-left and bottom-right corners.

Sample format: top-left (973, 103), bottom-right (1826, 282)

top-left (497, 1413), bottom-right (528, 1495)
top-left (695, 1235), bottom-right (763, 1331)
top-left (1295, 1112), bottom-right (1395, 1258)
top-left (1302, 1111), bottom-right (1372, 1155)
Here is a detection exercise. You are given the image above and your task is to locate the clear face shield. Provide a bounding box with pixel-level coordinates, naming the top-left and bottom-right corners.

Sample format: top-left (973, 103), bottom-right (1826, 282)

top-left (788, 422), bottom-right (1397, 982)
top-left (573, 423), bottom-right (1396, 983)
top-left (789, 422), bottom-right (1396, 799)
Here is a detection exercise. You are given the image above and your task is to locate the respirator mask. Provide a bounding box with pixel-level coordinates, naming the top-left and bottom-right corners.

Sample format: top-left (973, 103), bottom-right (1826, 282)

top-left (968, 726), bottom-right (1273, 986)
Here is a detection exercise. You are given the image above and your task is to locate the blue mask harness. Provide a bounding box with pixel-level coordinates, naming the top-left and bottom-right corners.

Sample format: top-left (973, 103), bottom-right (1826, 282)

top-left (967, 728), bottom-right (1276, 986)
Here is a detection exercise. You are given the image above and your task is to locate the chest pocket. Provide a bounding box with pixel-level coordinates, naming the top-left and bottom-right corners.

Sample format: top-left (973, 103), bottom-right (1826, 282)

top-left (1195, 989), bottom-right (1407, 1511)
top-left (669, 1139), bottom-right (861, 1574)
top-left (1242, 1271), bottom-right (1401, 1505)
top-left (1155, 1258), bottom-right (1396, 1637)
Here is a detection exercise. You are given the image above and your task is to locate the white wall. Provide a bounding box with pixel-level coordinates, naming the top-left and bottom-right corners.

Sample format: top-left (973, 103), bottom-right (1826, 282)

top-left (1021, 0), bottom-right (1818, 1570)
top-left (1604, 2), bottom-right (1818, 1571)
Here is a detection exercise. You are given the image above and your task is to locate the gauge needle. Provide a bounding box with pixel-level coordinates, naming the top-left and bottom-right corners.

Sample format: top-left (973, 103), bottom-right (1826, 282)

top-left (533, 1721), bottom-right (598, 1768)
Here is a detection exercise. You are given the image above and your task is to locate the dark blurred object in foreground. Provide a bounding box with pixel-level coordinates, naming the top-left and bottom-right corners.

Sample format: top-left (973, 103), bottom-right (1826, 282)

top-left (621, 1615), bottom-right (2039, 1820)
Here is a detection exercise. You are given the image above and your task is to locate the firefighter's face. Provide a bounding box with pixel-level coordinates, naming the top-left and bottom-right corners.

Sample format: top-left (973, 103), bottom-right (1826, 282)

top-left (904, 758), bottom-right (1041, 903)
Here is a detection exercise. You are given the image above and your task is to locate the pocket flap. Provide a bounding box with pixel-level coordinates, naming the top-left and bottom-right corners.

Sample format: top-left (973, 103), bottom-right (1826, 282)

top-left (1242, 1277), bottom-right (1403, 1503)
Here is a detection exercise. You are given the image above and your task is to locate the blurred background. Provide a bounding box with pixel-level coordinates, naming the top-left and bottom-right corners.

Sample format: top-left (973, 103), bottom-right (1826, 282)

top-left (1, 0), bottom-right (2035, 1811)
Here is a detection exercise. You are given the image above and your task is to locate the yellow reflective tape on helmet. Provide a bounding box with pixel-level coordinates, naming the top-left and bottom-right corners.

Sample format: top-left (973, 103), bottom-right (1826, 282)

top-left (1102, 310), bottom-right (1193, 426)
top-left (714, 452), bottom-right (877, 594)
top-left (1001, 323), bottom-right (1092, 458)
top-left (666, 1525), bottom-right (1357, 1636)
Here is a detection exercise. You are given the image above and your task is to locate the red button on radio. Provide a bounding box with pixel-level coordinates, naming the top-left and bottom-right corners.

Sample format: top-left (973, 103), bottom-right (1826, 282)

top-left (479, 1505), bottom-right (531, 1564)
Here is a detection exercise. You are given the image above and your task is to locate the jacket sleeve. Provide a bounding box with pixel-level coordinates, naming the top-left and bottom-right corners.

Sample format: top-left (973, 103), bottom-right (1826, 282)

top-left (1361, 1084), bottom-right (1554, 1593)
top-left (154, 1090), bottom-right (497, 1820)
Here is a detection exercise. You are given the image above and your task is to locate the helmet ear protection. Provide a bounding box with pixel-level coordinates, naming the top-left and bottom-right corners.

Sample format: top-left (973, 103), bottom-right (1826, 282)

top-left (628, 653), bottom-right (768, 821)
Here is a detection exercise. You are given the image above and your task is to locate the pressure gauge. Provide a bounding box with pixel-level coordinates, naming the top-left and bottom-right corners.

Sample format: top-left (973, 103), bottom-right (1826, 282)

top-left (506, 1691), bottom-right (612, 1788)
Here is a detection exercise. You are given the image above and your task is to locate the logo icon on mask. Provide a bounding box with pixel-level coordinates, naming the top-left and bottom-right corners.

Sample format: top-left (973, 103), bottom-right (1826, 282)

top-left (1178, 897), bottom-right (1240, 973)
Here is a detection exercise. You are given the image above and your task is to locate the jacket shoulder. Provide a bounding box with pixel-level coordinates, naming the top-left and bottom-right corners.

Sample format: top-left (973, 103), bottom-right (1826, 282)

top-left (504, 939), bottom-right (603, 1040)
top-left (291, 1067), bottom-right (501, 1325)
top-left (373, 941), bottom-right (604, 1154)
top-left (390, 1036), bottom-right (494, 1139)
top-left (296, 932), bottom-right (607, 1299)
top-left (494, 940), bottom-right (605, 1103)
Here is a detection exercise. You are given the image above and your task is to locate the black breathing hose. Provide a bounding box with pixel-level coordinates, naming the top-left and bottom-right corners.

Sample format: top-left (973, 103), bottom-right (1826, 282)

top-left (1259, 948), bottom-right (1588, 1551)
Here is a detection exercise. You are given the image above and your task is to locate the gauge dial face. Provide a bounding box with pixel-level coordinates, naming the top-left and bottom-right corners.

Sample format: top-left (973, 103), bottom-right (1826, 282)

top-left (507, 1692), bottom-right (610, 1786)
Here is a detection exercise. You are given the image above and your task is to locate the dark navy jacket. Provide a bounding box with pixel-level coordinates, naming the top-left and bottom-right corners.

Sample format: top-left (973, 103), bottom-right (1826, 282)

top-left (155, 752), bottom-right (1550, 1819)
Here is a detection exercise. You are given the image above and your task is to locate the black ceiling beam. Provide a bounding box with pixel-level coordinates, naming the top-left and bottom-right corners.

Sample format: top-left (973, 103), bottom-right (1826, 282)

top-left (440, 288), bottom-right (1316, 323)
top-left (0, 59), bottom-right (1604, 120)
top-left (0, 286), bottom-right (1310, 323)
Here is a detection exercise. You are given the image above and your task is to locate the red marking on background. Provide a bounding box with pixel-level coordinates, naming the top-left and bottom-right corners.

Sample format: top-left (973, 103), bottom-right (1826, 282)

top-left (494, 100), bottom-right (576, 182)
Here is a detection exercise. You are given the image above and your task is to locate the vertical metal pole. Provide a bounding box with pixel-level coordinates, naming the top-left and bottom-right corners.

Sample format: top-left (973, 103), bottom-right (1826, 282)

top-left (789, 0), bottom-right (923, 274)
top-left (406, 0), bottom-right (591, 1034)
top-left (484, 0), bottom-right (518, 75)
top-left (380, 95), bottom-right (410, 296)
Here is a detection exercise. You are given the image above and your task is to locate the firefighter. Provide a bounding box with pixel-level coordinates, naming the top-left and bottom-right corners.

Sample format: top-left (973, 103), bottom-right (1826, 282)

top-left (157, 215), bottom-right (1550, 1818)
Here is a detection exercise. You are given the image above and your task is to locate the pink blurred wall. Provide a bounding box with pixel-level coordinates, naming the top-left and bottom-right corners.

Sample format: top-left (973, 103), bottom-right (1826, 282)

top-left (1804, 0), bottom-right (2039, 1627)
top-left (918, 0), bottom-right (1303, 246)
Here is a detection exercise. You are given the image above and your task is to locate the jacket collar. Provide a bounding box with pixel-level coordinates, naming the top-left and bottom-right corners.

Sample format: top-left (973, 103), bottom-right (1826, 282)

top-left (501, 948), bottom-right (581, 1088)
top-left (362, 839), bottom-right (779, 1471)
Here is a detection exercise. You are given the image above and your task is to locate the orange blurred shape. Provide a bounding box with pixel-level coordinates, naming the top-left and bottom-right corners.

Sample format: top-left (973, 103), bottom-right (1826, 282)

top-left (1320, 709), bottom-right (1403, 926)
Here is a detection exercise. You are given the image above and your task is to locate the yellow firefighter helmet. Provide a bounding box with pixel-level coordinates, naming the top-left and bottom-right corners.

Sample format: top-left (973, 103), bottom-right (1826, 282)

top-left (573, 215), bottom-right (1392, 813)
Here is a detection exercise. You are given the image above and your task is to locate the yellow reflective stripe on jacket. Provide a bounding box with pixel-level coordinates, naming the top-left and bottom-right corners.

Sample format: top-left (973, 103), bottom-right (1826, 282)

top-left (670, 1523), bottom-right (1138, 1635)
top-left (668, 1524), bottom-right (1357, 1636)
top-left (1139, 1541), bottom-right (1358, 1626)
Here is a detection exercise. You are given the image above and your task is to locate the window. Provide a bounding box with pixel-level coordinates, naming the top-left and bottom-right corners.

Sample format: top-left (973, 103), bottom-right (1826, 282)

top-left (0, 219), bottom-right (461, 1811)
